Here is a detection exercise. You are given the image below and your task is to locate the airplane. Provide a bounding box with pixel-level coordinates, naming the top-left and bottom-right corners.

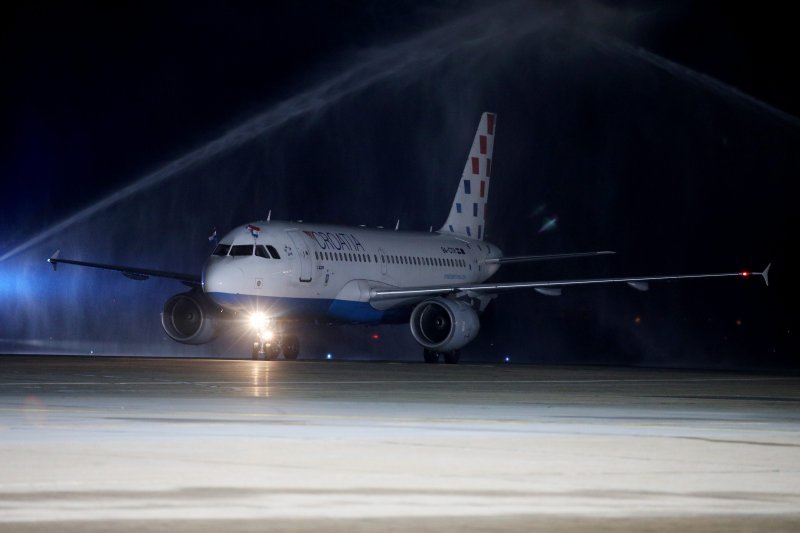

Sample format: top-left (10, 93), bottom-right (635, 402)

top-left (48, 112), bottom-right (770, 363)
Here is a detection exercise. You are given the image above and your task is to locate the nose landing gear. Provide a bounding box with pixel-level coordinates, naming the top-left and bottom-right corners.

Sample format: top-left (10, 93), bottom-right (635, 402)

top-left (251, 333), bottom-right (300, 361)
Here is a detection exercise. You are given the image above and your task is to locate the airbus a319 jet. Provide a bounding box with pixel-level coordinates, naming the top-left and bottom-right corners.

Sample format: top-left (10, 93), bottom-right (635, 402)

top-left (49, 113), bottom-right (769, 363)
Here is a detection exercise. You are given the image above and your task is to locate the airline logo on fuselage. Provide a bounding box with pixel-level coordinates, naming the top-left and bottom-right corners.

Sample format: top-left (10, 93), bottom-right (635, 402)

top-left (441, 247), bottom-right (466, 255)
top-left (304, 231), bottom-right (366, 252)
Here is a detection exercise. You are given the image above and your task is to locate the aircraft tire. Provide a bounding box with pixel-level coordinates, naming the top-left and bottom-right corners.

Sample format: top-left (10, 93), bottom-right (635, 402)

top-left (423, 349), bottom-right (440, 364)
top-left (443, 350), bottom-right (460, 364)
top-left (265, 343), bottom-right (280, 360)
top-left (282, 335), bottom-right (300, 360)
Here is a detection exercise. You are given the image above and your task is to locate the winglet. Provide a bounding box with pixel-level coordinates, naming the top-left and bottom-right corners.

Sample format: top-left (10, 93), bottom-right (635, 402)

top-left (48, 250), bottom-right (60, 271)
top-left (761, 263), bottom-right (771, 286)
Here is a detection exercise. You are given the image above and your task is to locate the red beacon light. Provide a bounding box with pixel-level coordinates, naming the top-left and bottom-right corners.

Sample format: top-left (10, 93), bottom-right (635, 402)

top-left (741, 271), bottom-right (750, 278)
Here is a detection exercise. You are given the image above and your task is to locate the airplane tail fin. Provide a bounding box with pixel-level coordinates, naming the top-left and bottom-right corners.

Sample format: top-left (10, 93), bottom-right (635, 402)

top-left (440, 112), bottom-right (496, 240)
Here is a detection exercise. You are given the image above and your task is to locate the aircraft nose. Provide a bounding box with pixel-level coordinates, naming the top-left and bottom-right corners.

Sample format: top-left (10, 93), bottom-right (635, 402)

top-left (203, 259), bottom-right (242, 294)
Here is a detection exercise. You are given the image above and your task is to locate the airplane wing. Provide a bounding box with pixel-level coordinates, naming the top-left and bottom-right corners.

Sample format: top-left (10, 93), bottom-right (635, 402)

top-left (484, 250), bottom-right (615, 264)
top-left (47, 250), bottom-right (201, 287)
top-left (370, 264), bottom-right (770, 301)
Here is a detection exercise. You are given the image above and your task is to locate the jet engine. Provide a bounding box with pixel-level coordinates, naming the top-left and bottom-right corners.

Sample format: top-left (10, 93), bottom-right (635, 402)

top-left (161, 290), bottom-right (223, 345)
top-left (409, 297), bottom-right (480, 352)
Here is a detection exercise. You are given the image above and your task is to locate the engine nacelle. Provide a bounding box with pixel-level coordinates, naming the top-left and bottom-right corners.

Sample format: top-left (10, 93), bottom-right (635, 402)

top-left (161, 290), bottom-right (223, 345)
top-left (409, 297), bottom-right (480, 352)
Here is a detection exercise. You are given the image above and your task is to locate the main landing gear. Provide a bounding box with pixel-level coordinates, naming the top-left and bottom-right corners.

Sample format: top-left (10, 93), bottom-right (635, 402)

top-left (252, 334), bottom-right (300, 361)
top-left (423, 348), bottom-right (460, 364)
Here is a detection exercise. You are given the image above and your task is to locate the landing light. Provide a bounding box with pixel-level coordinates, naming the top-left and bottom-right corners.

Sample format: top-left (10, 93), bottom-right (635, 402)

top-left (326, 353), bottom-right (333, 360)
top-left (249, 312), bottom-right (269, 330)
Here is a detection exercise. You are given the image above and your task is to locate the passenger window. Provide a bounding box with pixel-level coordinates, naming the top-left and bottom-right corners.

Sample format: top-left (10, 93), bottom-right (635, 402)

top-left (213, 244), bottom-right (231, 256)
top-left (230, 244), bottom-right (253, 256)
top-left (266, 245), bottom-right (281, 259)
top-left (255, 245), bottom-right (270, 259)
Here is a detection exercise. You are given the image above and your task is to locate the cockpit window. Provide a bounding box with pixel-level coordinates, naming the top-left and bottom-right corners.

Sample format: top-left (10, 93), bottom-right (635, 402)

top-left (266, 245), bottom-right (281, 259)
top-left (230, 244), bottom-right (254, 256)
top-left (212, 244), bottom-right (231, 256)
top-left (255, 245), bottom-right (270, 259)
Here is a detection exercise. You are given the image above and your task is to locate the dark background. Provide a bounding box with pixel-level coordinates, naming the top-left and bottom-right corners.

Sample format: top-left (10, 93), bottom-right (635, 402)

top-left (1, 1), bottom-right (797, 368)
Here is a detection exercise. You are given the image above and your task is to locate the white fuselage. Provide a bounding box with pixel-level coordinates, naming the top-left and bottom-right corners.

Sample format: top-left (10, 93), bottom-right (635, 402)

top-left (202, 221), bottom-right (502, 323)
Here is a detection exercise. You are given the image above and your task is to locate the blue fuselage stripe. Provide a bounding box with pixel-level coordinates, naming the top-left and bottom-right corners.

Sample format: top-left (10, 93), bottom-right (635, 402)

top-left (207, 292), bottom-right (410, 324)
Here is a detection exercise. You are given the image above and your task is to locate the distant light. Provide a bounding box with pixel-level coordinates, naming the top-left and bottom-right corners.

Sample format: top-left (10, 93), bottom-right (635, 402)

top-left (371, 333), bottom-right (380, 340)
top-left (90, 350), bottom-right (94, 355)
top-left (634, 316), bottom-right (642, 325)
top-left (326, 353), bottom-right (332, 360)
top-left (741, 271), bottom-right (750, 278)
top-left (736, 319), bottom-right (742, 326)
top-left (504, 356), bottom-right (510, 363)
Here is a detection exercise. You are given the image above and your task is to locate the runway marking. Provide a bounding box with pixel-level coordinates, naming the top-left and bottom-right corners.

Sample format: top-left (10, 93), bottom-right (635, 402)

top-left (1, 377), bottom-right (797, 387)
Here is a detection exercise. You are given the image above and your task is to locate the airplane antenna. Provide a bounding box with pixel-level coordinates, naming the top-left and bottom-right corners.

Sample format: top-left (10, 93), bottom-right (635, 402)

top-left (267, 210), bottom-right (272, 222)
top-left (395, 219), bottom-right (400, 231)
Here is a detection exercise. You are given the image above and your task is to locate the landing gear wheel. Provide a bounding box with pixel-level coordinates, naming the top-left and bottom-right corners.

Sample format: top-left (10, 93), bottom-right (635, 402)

top-left (282, 335), bottom-right (300, 360)
top-left (423, 349), bottom-right (440, 364)
top-left (443, 350), bottom-right (460, 364)
top-left (265, 343), bottom-right (280, 360)
top-left (252, 342), bottom-right (262, 361)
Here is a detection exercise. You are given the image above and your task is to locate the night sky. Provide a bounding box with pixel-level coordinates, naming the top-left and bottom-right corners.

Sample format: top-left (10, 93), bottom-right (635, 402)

top-left (1, 1), bottom-right (797, 369)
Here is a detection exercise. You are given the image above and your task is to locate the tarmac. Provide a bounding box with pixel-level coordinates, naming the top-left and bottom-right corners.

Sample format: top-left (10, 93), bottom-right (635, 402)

top-left (1, 355), bottom-right (799, 531)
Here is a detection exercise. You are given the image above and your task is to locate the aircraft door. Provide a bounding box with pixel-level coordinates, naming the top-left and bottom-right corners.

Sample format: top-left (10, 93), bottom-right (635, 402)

top-left (378, 248), bottom-right (387, 275)
top-left (287, 230), bottom-right (313, 282)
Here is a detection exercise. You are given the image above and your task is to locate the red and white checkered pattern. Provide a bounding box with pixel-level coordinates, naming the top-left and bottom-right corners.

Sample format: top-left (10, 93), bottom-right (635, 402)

top-left (439, 112), bottom-right (496, 240)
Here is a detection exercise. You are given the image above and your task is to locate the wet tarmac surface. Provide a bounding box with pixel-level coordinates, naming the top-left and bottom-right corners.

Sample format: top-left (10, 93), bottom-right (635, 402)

top-left (1, 355), bottom-right (799, 531)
